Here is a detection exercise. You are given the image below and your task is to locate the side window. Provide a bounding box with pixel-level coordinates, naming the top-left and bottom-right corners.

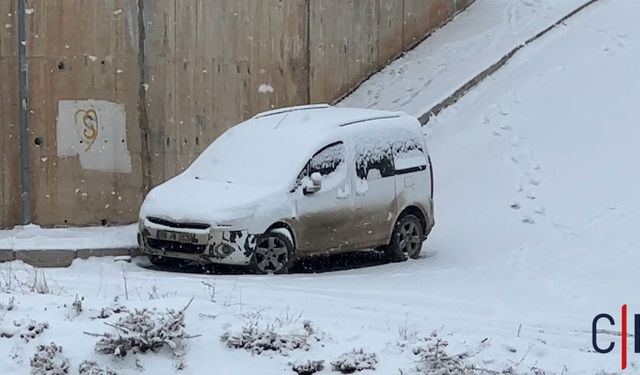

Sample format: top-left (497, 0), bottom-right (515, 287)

top-left (293, 142), bottom-right (345, 190)
top-left (309, 142), bottom-right (345, 177)
top-left (354, 140), bottom-right (394, 180)
top-left (393, 136), bottom-right (427, 173)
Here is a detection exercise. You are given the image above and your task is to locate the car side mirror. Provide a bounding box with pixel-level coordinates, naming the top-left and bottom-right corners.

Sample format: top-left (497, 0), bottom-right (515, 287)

top-left (303, 172), bottom-right (322, 195)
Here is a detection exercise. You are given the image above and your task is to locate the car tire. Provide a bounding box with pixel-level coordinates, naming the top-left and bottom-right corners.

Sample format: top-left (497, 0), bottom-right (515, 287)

top-left (250, 231), bottom-right (295, 274)
top-left (386, 214), bottom-right (424, 262)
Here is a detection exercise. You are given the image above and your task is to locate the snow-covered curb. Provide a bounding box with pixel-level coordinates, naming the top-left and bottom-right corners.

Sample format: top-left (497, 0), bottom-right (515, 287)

top-left (0, 247), bottom-right (140, 267)
top-left (0, 248), bottom-right (140, 268)
top-left (0, 225), bottom-right (138, 267)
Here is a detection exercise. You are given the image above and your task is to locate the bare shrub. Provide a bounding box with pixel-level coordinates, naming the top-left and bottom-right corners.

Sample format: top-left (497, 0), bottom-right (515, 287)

top-left (411, 334), bottom-right (551, 375)
top-left (331, 349), bottom-right (378, 374)
top-left (412, 335), bottom-right (475, 374)
top-left (201, 281), bottom-right (216, 302)
top-left (147, 285), bottom-right (178, 300)
top-left (0, 265), bottom-right (16, 293)
top-left (222, 324), bottom-right (310, 354)
top-left (1, 319), bottom-right (49, 341)
top-left (30, 343), bottom-right (70, 375)
top-left (91, 305), bottom-right (128, 320)
top-left (78, 360), bottom-right (118, 375)
top-left (0, 268), bottom-right (53, 294)
top-left (0, 296), bottom-right (15, 311)
top-left (221, 315), bottom-right (319, 355)
top-left (30, 270), bottom-right (50, 294)
top-left (20, 320), bottom-right (50, 342)
top-left (86, 299), bottom-right (195, 358)
top-left (72, 295), bottom-right (84, 315)
top-left (290, 359), bottom-right (325, 375)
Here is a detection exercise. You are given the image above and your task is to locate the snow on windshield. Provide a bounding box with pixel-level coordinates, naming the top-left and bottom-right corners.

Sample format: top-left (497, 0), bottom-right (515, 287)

top-left (185, 122), bottom-right (309, 187)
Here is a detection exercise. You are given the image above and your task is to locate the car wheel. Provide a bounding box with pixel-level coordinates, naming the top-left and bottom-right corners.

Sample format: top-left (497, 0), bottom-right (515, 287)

top-left (250, 231), bottom-right (294, 274)
top-left (386, 214), bottom-right (424, 262)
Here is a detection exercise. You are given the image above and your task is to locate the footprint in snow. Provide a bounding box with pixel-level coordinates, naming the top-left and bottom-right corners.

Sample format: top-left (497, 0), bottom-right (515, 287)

top-left (522, 217), bottom-right (535, 224)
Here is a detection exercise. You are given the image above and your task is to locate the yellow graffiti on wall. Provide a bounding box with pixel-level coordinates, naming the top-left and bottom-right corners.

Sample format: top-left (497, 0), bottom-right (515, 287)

top-left (74, 109), bottom-right (99, 151)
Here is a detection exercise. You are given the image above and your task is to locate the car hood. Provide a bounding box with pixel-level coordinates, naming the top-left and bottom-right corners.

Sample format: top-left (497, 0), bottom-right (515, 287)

top-left (139, 175), bottom-right (283, 225)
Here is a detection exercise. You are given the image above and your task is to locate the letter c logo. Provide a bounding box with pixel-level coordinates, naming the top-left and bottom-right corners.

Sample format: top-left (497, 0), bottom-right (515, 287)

top-left (593, 313), bottom-right (615, 354)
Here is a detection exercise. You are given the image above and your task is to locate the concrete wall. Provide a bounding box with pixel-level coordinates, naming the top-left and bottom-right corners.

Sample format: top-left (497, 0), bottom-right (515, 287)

top-left (23, 0), bottom-right (143, 227)
top-left (142, 0), bottom-right (309, 188)
top-left (0, 0), bottom-right (474, 228)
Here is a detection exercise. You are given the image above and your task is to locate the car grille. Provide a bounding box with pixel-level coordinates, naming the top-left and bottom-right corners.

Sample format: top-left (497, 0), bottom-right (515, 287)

top-left (147, 238), bottom-right (207, 254)
top-left (147, 216), bottom-right (210, 230)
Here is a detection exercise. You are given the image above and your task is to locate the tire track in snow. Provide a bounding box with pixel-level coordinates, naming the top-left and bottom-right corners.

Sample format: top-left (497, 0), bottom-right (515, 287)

top-left (419, 0), bottom-right (602, 125)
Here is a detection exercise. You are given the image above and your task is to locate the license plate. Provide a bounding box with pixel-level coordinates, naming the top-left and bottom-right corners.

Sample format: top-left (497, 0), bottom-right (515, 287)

top-left (157, 230), bottom-right (197, 243)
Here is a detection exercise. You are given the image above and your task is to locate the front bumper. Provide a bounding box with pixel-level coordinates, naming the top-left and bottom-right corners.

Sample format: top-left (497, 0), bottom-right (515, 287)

top-left (138, 218), bottom-right (257, 265)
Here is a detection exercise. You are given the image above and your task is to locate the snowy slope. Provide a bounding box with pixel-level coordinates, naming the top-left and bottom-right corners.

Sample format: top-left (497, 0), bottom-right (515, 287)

top-left (2, 0), bottom-right (640, 374)
top-left (339, 0), bottom-right (591, 117)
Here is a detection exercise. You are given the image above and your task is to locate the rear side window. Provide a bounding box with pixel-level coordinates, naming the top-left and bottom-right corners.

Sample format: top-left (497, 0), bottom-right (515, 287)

top-left (354, 136), bottom-right (394, 180)
top-left (393, 136), bottom-right (427, 173)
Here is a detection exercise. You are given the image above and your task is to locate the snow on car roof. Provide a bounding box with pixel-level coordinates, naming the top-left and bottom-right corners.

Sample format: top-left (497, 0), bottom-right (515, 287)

top-left (185, 105), bottom-right (419, 187)
top-left (252, 103), bottom-right (331, 119)
top-left (253, 104), bottom-right (406, 132)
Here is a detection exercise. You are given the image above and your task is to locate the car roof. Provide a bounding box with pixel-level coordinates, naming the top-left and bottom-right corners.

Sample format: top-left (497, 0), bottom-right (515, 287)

top-left (245, 104), bottom-right (418, 141)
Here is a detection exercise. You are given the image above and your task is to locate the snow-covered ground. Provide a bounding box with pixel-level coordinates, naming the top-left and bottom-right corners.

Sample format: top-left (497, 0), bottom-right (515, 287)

top-left (2, 0), bottom-right (639, 374)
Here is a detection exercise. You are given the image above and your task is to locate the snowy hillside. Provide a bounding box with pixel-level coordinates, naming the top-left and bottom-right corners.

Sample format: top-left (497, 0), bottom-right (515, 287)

top-left (2, 0), bottom-right (639, 374)
top-left (338, 0), bottom-right (592, 116)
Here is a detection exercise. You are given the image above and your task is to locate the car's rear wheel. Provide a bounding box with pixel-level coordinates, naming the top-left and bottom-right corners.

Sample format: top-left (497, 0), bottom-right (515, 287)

top-left (250, 231), bottom-right (294, 274)
top-left (386, 214), bottom-right (424, 262)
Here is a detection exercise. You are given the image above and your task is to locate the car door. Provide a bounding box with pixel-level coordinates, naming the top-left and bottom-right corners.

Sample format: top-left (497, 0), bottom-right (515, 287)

top-left (294, 141), bottom-right (354, 254)
top-left (350, 134), bottom-right (397, 249)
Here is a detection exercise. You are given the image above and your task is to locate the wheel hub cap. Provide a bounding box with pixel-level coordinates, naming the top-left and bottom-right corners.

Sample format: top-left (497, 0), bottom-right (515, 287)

top-left (255, 237), bottom-right (288, 273)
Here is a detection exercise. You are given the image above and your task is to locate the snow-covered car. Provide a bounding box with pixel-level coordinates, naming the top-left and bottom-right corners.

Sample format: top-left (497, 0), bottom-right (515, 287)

top-left (138, 104), bottom-right (434, 274)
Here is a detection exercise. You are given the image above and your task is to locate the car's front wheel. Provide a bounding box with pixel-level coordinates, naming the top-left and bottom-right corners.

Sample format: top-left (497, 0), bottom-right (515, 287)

top-left (249, 231), bottom-right (295, 274)
top-left (386, 214), bottom-right (424, 262)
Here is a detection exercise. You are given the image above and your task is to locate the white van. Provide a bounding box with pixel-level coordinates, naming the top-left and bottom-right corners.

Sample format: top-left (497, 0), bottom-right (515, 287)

top-left (138, 104), bottom-right (434, 274)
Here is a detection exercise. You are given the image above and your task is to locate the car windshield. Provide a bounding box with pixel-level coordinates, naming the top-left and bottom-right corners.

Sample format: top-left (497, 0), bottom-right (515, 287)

top-left (185, 127), bottom-right (305, 187)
